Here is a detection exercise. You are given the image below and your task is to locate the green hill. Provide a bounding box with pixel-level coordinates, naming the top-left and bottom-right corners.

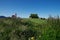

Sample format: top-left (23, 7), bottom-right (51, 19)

top-left (0, 18), bottom-right (60, 40)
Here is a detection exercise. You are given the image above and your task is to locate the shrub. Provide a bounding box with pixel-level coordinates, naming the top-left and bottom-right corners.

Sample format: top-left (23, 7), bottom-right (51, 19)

top-left (29, 14), bottom-right (39, 18)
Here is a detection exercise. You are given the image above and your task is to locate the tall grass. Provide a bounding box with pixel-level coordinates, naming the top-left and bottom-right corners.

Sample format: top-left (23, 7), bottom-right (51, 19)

top-left (0, 17), bottom-right (60, 40)
top-left (47, 16), bottom-right (60, 40)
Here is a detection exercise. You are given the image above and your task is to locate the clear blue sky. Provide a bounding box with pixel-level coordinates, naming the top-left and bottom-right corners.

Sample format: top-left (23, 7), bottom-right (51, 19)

top-left (0, 0), bottom-right (60, 18)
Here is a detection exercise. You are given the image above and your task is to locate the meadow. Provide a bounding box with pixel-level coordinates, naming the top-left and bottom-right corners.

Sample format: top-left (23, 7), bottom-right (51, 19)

top-left (0, 16), bottom-right (60, 40)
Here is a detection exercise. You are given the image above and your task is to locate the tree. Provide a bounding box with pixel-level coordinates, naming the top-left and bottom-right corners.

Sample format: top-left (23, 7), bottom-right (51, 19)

top-left (29, 14), bottom-right (39, 18)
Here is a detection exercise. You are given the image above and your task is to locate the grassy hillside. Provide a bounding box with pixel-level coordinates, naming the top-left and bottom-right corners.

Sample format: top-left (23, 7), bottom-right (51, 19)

top-left (23, 18), bottom-right (47, 24)
top-left (0, 18), bottom-right (60, 40)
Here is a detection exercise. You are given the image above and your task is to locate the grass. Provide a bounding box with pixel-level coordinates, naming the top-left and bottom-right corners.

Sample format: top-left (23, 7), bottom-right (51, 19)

top-left (0, 17), bottom-right (60, 40)
top-left (23, 18), bottom-right (47, 24)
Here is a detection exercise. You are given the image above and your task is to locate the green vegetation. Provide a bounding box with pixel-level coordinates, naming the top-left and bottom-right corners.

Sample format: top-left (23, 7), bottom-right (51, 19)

top-left (29, 14), bottom-right (39, 18)
top-left (0, 16), bottom-right (60, 40)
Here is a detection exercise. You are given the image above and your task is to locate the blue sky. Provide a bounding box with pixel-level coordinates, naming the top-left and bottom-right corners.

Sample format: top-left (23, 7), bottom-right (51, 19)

top-left (0, 0), bottom-right (60, 18)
